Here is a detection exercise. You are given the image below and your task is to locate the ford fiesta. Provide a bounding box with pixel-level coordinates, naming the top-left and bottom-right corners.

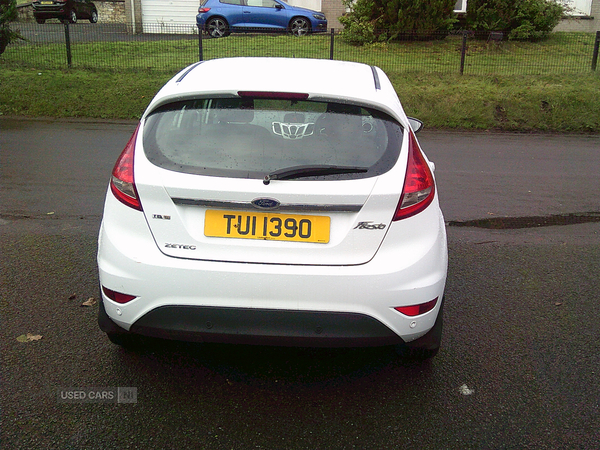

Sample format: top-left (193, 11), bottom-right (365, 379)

top-left (97, 57), bottom-right (447, 359)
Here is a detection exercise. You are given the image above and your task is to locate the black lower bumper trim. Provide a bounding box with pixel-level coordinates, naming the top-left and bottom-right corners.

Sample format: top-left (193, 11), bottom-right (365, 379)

top-left (130, 306), bottom-right (402, 347)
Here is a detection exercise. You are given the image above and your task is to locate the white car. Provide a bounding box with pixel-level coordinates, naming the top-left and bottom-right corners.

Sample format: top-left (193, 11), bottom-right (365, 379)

top-left (97, 57), bottom-right (447, 359)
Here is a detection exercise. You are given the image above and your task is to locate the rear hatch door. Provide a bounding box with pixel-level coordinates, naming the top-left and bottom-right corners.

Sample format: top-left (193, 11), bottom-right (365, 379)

top-left (134, 96), bottom-right (407, 266)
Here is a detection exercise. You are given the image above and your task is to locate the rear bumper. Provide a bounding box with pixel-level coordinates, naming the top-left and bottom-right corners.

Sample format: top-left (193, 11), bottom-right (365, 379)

top-left (195, 14), bottom-right (207, 27)
top-left (129, 305), bottom-right (402, 347)
top-left (33, 8), bottom-right (68, 18)
top-left (98, 192), bottom-right (447, 347)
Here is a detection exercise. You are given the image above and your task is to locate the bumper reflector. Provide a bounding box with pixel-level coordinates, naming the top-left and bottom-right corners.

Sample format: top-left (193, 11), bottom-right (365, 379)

top-left (394, 297), bottom-right (438, 317)
top-left (102, 286), bottom-right (137, 304)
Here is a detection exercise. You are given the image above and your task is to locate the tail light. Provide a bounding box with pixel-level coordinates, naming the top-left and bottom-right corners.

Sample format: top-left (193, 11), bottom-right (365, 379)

top-left (393, 130), bottom-right (435, 221)
top-left (198, 7), bottom-right (210, 13)
top-left (110, 124), bottom-right (142, 211)
top-left (394, 298), bottom-right (438, 317)
top-left (102, 286), bottom-right (137, 304)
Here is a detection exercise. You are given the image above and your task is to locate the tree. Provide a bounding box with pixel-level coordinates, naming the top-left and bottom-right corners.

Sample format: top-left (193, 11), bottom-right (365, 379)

top-left (0, 0), bottom-right (22, 55)
top-left (464, 0), bottom-right (564, 40)
top-left (340, 0), bottom-right (457, 45)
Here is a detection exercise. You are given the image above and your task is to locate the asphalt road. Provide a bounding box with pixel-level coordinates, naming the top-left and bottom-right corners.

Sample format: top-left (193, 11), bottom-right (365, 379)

top-left (1, 117), bottom-right (599, 449)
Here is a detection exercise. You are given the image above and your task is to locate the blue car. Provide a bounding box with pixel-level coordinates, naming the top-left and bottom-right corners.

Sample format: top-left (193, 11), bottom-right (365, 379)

top-left (197, 0), bottom-right (327, 38)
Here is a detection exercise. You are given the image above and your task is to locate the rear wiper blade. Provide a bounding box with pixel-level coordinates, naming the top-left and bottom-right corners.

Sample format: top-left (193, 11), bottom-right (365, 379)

top-left (263, 165), bottom-right (368, 185)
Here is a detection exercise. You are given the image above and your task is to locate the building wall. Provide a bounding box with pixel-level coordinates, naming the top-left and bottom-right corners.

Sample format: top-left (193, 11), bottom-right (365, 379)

top-left (321, 0), bottom-right (345, 31)
top-left (125, 0), bottom-right (143, 33)
top-left (99, 0), bottom-right (126, 23)
top-left (17, 0), bottom-right (126, 23)
top-left (16, 3), bottom-right (35, 21)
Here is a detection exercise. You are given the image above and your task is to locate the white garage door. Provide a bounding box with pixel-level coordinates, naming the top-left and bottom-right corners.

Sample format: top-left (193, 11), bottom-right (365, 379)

top-left (288, 0), bottom-right (321, 11)
top-left (141, 0), bottom-right (199, 34)
top-left (563, 0), bottom-right (592, 15)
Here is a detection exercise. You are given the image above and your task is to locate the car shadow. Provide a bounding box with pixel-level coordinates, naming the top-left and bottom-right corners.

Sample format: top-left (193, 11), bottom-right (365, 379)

top-left (108, 337), bottom-right (436, 390)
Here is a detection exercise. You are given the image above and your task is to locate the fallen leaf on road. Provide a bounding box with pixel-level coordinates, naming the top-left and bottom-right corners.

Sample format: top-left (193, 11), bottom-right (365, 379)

top-left (16, 333), bottom-right (43, 342)
top-left (459, 384), bottom-right (475, 395)
top-left (81, 297), bottom-right (97, 307)
top-left (68, 294), bottom-right (77, 300)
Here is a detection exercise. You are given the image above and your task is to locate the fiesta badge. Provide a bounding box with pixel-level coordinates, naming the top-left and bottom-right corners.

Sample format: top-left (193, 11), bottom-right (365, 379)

top-left (251, 198), bottom-right (280, 210)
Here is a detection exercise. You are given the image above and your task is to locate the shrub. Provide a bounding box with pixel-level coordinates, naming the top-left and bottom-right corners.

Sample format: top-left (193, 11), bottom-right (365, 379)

top-left (339, 0), bottom-right (380, 45)
top-left (340, 0), bottom-right (457, 45)
top-left (0, 0), bottom-right (22, 55)
top-left (464, 0), bottom-right (564, 40)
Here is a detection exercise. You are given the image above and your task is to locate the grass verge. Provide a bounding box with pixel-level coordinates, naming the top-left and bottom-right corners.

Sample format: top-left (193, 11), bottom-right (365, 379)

top-left (2, 67), bottom-right (599, 132)
top-left (0, 68), bottom-right (165, 120)
top-left (390, 72), bottom-right (600, 132)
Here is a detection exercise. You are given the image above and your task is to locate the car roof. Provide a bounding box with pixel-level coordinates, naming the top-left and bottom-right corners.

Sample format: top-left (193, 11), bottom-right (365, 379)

top-left (144, 58), bottom-right (406, 121)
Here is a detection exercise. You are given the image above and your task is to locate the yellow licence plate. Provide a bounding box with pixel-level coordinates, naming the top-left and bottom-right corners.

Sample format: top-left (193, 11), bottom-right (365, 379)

top-left (205, 210), bottom-right (330, 243)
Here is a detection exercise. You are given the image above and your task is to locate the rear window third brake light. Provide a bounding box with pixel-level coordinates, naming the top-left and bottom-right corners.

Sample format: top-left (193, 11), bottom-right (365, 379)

top-left (238, 91), bottom-right (309, 100)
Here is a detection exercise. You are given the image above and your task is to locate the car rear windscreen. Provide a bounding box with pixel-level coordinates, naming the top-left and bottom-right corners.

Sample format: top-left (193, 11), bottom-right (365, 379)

top-left (143, 97), bottom-right (403, 180)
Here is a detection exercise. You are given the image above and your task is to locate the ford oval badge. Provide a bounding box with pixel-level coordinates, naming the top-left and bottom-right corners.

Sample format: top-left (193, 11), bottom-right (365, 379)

top-left (251, 198), bottom-right (280, 210)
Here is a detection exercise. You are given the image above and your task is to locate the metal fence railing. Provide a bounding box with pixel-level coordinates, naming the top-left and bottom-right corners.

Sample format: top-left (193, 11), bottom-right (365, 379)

top-left (2, 22), bottom-right (600, 76)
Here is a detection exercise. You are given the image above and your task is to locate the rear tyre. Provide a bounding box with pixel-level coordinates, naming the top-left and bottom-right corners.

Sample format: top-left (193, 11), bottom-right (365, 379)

top-left (289, 17), bottom-right (310, 36)
top-left (89, 10), bottom-right (98, 23)
top-left (206, 17), bottom-right (229, 38)
top-left (395, 298), bottom-right (444, 360)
